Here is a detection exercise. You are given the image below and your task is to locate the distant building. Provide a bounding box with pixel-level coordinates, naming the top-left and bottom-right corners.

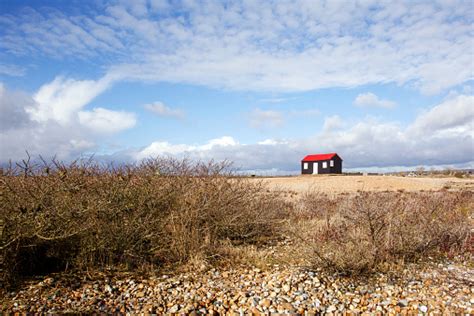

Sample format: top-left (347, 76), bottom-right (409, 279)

top-left (301, 153), bottom-right (342, 175)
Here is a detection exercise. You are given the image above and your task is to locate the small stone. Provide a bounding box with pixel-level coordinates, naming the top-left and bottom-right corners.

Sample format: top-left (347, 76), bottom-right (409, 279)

top-left (260, 298), bottom-right (271, 308)
top-left (168, 305), bottom-right (179, 313)
top-left (327, 305), bottom-right (337, 312)
top-left (43, 278), bottom-right (54, 285)
top-left (381, 299), bottom-right (390, 306)
top-left (281, 302), bottom-right (295, 311)
top-left (398, 299), bottom-right (408, 307)
top-left (104, 284), bottom-right (113, 294)
top-left (419, 305), bottom-right (428, 313)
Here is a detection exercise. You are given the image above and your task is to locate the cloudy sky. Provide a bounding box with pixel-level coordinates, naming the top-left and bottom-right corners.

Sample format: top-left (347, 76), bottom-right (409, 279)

top-left (0, 0), bottom-right (473, 173)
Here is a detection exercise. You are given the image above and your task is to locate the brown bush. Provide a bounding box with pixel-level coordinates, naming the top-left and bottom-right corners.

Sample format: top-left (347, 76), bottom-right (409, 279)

top-left (295, 191), bottom-right (473, 274)
top-left (0, 157), bottom-right (288, 287)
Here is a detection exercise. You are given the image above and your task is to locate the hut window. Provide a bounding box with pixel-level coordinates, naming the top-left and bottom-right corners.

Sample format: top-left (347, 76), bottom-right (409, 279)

top-left (330, 160), bottom-right (334, 167)
top-left (322, 162), bottom-right (327, 168)
top-left (303, 162), bottom-right (308, 169)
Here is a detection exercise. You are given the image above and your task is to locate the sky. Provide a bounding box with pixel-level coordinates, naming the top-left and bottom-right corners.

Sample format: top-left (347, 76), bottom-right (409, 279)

top-left (0, 0), bottom-right (473, 173)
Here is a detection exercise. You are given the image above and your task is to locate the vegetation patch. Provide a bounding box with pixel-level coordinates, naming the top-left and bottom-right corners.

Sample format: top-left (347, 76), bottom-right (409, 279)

top-left (0, 158), bottom-right (288, 288)
top-left (295, 190), bottom-right (473, 274)
top-left (1, 157), bottom-right (472, 288)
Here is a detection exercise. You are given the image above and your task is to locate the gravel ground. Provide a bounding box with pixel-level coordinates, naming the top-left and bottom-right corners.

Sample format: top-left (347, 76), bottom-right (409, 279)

top-left (2, 261), bottom-right (472, 314)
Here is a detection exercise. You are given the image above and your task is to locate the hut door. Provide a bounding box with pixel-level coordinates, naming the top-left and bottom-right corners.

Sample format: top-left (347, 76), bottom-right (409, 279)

top-left (312, 162), bottom-right (318, 174)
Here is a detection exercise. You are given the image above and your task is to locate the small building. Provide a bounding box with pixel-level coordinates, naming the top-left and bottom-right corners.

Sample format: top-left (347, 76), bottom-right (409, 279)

top-left (301, 153), bottom-right (342, 175)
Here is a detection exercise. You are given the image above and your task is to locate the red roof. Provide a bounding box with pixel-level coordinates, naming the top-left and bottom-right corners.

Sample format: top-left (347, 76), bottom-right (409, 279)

top-left (302, 153), bottom-right (339, 162)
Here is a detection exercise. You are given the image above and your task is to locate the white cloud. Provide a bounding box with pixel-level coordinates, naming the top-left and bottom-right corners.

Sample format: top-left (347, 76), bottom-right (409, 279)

top-left (354, 92), bottom-right (397, 109)
top-left (28, 75), bottom-right (116, 124)
top-left (130, 95), bottom-right (473, 171)
top-left (135, 136), bottom-right (238, 160)
top-left (289, 109), bottom-right (320, 117)
top-left (409, 95), bottom-right (474, 135)
top-left (78, 107), bottom-right (136, 134)
top-left (0, 83), bottom-right (33, 131)
top-left (259, 97), bottom-right (295, 104)
top-left (144, 101), bottom-right (185, 119)
top-left (0, 78), bottom-right (135, 162)
top-left (149, 0), bottom-right (171, 12)
top-left (199, 136), bottom-right (238, 150)
top-left (322, 115), bottom-right (344, 132)
top-left (258, 139), bottom-right (288, 146)
top-left (135, 142), bottom-right (190, 160)
top-left (0, 63), bottom-right (25, 77)
top-left (249, 108), bottom-right (284, 129)
top-left (2, 1), bottom-right (473, 94)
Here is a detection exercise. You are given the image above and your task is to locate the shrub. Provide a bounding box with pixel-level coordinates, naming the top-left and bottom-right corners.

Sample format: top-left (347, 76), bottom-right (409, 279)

top-left (296, 191), bottom-right (473, 274)
top-left (0, 157), bottom-right (288, 287)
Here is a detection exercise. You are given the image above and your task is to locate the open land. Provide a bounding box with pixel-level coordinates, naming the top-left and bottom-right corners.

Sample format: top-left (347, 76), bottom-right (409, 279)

top-left (256, 175), bottom-right (474, 195)
top-left (1, 171), bottom-right (473, 314)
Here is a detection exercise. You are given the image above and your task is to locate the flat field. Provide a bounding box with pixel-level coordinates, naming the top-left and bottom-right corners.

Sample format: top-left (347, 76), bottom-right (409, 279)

top-left (254, 175), bottom-right (474, 194)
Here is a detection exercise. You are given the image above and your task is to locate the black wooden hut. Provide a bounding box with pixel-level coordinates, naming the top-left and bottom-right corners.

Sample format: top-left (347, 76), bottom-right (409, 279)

top-left (301, 153), bottom-right (342, 174)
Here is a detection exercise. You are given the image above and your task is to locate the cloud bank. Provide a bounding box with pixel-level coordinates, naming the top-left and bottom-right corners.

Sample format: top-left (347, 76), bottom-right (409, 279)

top-left (0, 79), bottom-right (135, 162)
top-left (1, 81), bottom-right (472, 171)
top-left (131, 94), bottom-right (473, 171)
top-left (1, 1), bottom-right (473, 94)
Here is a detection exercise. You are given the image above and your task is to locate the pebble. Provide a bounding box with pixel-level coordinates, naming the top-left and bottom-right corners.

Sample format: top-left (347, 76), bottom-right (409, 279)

top-left (327, 305), bottom-right (337, 312)
top-left (1, 261), bottom-right (472, 314)
top-left (259, 298), bottom-right (271, 308)
top-left (398, 299), bottom-right (408, 307)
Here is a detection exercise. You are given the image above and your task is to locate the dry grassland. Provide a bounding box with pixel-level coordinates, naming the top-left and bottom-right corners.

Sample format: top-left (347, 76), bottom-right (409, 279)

top-left (254, 175), bottom-right (474, 195)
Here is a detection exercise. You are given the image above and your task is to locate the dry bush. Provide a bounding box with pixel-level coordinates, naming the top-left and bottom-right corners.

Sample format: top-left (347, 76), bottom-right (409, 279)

top-left (0, 157), bottom-right (288, 287)
top-left (294, 191), bottom-right (473, 274)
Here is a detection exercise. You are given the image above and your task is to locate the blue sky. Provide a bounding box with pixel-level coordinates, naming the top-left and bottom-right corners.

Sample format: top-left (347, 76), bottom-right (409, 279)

top-left (0, 0), bottom-right (473, 173)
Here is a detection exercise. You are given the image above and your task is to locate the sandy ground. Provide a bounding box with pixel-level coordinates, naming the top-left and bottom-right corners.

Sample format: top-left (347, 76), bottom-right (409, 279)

top-left (253, 175), bottom-right (474, 194)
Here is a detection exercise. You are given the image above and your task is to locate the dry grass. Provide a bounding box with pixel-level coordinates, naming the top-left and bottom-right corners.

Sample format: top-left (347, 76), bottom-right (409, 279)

top-left (256, 175), bottom-right (474, 195)
top-left (292, 190), bottom-right (473, 274)
top-left (0, 157), bottom-right (288, 287)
